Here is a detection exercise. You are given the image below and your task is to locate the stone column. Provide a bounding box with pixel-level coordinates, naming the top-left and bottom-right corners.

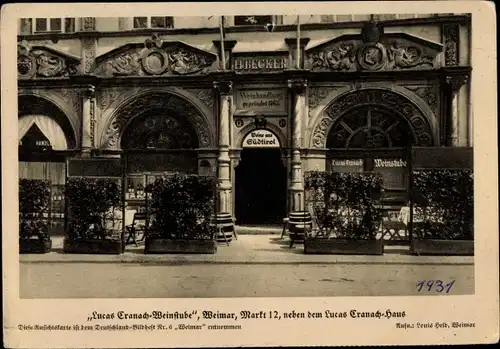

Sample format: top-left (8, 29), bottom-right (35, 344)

top-left (214, 80), bottom-right (233, 217)
top-left (287, 78), bottom-right (307, 213)
top-left (445, 74), bottom-right (468, 146)
top-left (81, 85), bottom-right (95, 156)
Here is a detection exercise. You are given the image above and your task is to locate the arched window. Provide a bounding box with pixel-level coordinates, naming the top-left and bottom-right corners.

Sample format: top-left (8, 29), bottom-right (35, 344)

top-left (327, 106), bottom-right (413, 149)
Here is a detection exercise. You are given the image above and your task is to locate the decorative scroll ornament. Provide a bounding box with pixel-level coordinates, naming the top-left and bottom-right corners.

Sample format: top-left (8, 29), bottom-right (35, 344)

top-left (103, 93), bottom-right (212, 149)
top-left (308, 86), bottom-right (337, 117)
top-left (17, 41), bottom-right (80, 79)
top-left (306, 24), bottom-right (440, 72)
top-left (95, 35), bottom-right (216, 77)
top-left (311, 89), bottom-right (434, 148)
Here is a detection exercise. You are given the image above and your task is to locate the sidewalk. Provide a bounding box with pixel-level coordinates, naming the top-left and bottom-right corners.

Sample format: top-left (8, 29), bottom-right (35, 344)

top-left (19, 234), bottom-right (474, 265)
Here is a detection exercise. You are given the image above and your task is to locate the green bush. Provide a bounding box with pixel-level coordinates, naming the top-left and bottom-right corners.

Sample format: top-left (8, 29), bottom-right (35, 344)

top-left (19, 179), bottom-right (51, 241)
top-left (65, 178), bottom-right (122, 240)
top-left (305, 171), bottom-right (383, 240)
top-left (412, 169), bottom-right (473, 240)
top-left (147, 174), bottom-right (216, 240)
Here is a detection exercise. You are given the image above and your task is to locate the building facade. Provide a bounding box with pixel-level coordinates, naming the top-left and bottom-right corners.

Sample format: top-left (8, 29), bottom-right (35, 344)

top-left (17, 14), bottom-right (472, 226)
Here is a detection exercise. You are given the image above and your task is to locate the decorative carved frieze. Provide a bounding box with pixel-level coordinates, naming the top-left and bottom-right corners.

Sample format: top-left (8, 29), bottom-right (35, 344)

top-left (95, 35), bottom-right (217, 77)
top-left (311, 89), bottom-right (434, 148)
top-left (103, 93), bottom-right (212, 149)
top-left (308, 87), bottom-right (338, 117)
top-left (188, 89), bottom-right (214, 109)
top-left (443, 23), bottom-right (459, 66)
top-left (17, 41), bottom-right (80, 79)
top-left (403, 85), bottom-right (439, 112)
top-left (306, 32), bottom-right (442, 72)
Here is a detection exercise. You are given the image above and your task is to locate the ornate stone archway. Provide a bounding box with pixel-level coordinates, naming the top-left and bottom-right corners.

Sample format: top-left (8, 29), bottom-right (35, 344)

top-left (309, 88), bottom-right (439, 148)
top-left (101, 91), bottom-right (215, 150)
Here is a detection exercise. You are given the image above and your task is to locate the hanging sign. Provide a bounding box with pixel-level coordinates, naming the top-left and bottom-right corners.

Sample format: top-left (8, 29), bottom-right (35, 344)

top-left (242, 129), bottom-right (280, 148)
top-left (374, 158), bottom-right (407, 167)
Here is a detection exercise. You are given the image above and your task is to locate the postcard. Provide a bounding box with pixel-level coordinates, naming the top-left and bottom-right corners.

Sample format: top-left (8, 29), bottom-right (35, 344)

top-left (2, 1), bottom-right (499, 347)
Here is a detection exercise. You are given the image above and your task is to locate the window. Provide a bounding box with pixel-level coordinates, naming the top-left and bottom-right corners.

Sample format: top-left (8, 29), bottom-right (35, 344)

top-left (234, 15), bottom-right (282, 26)
top-left (133, 16), bottom-right (174, 29)
top-left (20, 18), bottom-right (75, 34)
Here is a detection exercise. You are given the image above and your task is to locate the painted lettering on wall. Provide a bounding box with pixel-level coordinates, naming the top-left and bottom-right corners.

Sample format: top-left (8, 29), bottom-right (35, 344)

top-left (242, 129), bottom-right (280, 148)
top-left (374, 159), bottom-right (407, 167)
top-left (235, 89), bottom-right (286, 114)
top-left (233, 57), bottom-right (288, 72)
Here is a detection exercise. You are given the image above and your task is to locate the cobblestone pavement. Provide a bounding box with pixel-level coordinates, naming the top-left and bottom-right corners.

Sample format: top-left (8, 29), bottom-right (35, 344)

top-left (20, 262), bottom-right (474, 298)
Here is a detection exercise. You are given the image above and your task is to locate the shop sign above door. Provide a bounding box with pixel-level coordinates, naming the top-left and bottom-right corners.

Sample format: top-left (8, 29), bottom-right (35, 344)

top-left (235, 89), bottom-right (287, 115)
top-left (242, 129), bottom-right (280, 148)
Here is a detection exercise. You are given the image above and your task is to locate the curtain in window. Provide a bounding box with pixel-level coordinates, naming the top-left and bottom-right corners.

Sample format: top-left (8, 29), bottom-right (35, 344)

top-left (19, 115), bottom-right (68, 150)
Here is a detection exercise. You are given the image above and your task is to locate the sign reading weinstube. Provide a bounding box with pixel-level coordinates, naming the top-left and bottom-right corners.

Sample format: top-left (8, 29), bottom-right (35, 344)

top-left (242, 130), bottom-right (280, 148)
top-left (374, 159), bottom-right (407, 167)
top-left (235, 89), bottom-right (287, 115)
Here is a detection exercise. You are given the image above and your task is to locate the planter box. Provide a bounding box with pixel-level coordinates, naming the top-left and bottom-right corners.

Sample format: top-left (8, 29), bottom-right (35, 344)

top-left (19, 238), bottom-right (52, 254)
top-left (144, 238), bottom-right (217, 254)
top-left (304, 238), bottom-right (384, 255)
top-left (411, 239), bottom-right (474, 256)
top-left (63, 238), bottom-right (123, 254)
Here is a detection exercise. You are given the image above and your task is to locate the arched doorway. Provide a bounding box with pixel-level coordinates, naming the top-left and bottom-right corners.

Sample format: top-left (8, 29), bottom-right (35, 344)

top-left (235, 130), bottom-right (287, 225)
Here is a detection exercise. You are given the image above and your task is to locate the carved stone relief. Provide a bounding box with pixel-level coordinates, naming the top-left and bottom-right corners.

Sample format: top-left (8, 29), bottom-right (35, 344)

top-left (187, 89), bottom-right (214, 110)
top-left (306, 34), bottom-right (441, 72)
top-left (82, 38), bottom-right (96, 74)
top-left (18, 41), bottom-right (80, 79)
top-left (443, 24), bottom-right (459, 66)
top-left (95, 35), bottom-right (217, 77)
top-left (403, 84), bottom-right (439, 113)
top-left (103, 93), bottom-right (213, 149)
top-left (82, 17), bottom-right (96, 31)
top-left (308, 87), bottom-right (338, 118)
top-left (311, 89), bottom-right (434, 148)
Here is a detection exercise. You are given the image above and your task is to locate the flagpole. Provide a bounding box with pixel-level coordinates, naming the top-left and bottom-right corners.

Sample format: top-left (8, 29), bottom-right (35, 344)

top-left (219, 16), bottom-right (226, 71)
top-left (296, 15), bottom-right (300, 69)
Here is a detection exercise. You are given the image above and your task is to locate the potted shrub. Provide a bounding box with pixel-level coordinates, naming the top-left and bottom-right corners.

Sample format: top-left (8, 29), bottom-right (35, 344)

top-left (144, 174), bottom-right (217, 254)
top-left (19, 179), bottom-right (52, 254)
top-left (304, 171), bottom-right (384, 255)
top-left (63, 178), bottom-right (124, 254)
top-left (410, 169), bottom-right (474, 256)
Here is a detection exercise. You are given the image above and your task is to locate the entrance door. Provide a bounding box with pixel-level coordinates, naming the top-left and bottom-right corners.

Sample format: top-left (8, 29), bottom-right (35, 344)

top-left (235, 148), bottom-right (287, 225)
